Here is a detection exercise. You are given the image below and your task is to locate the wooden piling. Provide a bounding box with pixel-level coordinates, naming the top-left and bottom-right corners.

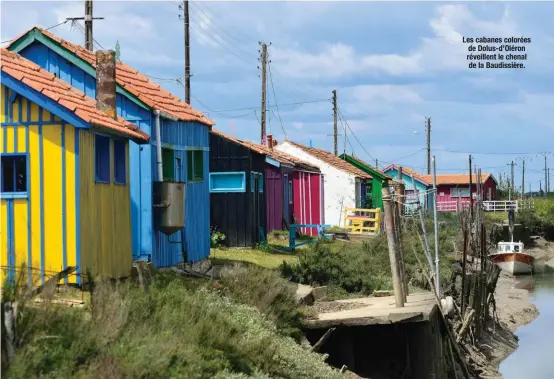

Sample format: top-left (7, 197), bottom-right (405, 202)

top-left (382, 186), bottom-right (405, 308)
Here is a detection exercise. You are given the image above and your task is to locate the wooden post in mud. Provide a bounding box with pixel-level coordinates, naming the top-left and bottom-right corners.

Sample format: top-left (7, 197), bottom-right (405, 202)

top-left (392, 191), bottom-right (409, 301)
top-left (461, 228), bottom-right (469, 316)
top-left (382, 186), bottom-right (405, 307)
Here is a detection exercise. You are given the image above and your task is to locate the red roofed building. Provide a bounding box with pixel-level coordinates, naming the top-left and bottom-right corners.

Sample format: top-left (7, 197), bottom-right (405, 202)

top-left (1, 48), bottom-right (150, 283)
top-left (7, 27), bottom-right (214, 267)
top-left (276, 141), bottom-right (372, 227)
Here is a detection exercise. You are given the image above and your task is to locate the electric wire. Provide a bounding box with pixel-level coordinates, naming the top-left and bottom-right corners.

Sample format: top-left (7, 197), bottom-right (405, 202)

top-left (267, 60), bottom-right (287, 139)
top-left (1, 20), bottom-right (69, 44)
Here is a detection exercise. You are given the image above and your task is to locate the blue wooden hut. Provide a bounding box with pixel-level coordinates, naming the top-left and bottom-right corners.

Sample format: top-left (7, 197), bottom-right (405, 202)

top-left (382, 164), bottom-right (432, 211)
top-left (7, 27), bottom-right (215, 267)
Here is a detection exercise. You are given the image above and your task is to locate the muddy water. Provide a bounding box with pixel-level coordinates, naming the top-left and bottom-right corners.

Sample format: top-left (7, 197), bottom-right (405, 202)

top-left (500, 274), bottom-right (554, 379)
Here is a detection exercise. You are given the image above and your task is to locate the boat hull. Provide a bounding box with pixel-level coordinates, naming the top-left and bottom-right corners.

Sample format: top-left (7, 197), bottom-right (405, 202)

top-left (489, 253), bottom-right (534, 275)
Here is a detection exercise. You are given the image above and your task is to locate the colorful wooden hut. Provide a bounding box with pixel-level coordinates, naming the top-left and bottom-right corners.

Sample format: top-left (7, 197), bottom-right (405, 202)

top-left (275, 141), bottom-right (371, 228)
top-left (339, 153), bottom-right (391, 210)
top-left (209, 130), bottom-right (266, 247)
top-left (0, 48), bottom-right (150, 285)
top-left (7, 27), bottom-right (215, 267)
top-left (240, 136), bottom-right (323, 236)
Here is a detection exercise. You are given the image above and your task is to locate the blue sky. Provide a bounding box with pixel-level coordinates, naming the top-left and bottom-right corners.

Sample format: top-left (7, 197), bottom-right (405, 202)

top-left (1, 0), bottom-right (553, 191)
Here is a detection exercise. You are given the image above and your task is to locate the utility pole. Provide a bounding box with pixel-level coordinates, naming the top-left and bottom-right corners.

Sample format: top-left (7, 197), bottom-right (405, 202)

top-left (183, 1), bottom-right (190, 103)
top-left (85, 0), bottom-right (93, 50)
top-left (66, 0), bottom-right (104, 51)
top-left (469, 155), bottom-right (473, 221)
top-left (510, 161), bottom-right (515, 196)
top-left (259, 42), bottom-right (268, 145)
top-left (332, 89), bottom-right (338, 156)
top-left (432, 156), bottom-right (440, 297)
top-left (426, 117), bottom-right (431, 175)
top-left (375, 159), bottom-right (378, 169)
top-left (522, 159), bottom-right (525, 196)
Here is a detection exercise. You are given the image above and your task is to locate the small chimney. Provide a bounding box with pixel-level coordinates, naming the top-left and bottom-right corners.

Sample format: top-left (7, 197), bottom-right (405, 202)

top-left (95, 50), bottom-right (117, 119)
top-left (267, 134), bottom-right (273, 150)
top-left (398, 166), bottom-right (403, 184)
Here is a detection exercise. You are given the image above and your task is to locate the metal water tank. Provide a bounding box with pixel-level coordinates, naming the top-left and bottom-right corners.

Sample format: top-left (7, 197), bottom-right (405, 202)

top-left (153, 181), bottom-right (185, 235)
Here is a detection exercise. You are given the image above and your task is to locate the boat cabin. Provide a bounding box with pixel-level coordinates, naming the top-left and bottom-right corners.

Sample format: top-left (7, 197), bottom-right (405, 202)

top-left (497, 241), bottom-right (524, 253)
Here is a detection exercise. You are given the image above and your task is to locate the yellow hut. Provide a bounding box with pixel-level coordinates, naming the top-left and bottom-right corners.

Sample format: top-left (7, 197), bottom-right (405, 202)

top-left (0, 48), bottom-right (150, 285)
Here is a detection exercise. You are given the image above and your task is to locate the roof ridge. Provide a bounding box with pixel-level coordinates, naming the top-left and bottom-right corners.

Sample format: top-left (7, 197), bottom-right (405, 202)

top-left (1, 48), bottom-right (149, 143)
top-left (282, 140), bottom-right (371, 179)
top-left (15, 26), bottom-right (214, 126)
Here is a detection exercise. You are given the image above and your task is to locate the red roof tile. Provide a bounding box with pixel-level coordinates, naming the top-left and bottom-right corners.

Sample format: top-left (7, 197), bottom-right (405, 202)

top-left (1, 48), bottom-right (149, 143)
top-left (284, 141), bottom-right (372, 179)
top-left (423, 173), bottom-right (495, 186)
top-left (211, 130), bottom-right (320, 172)
top-left (15, 27), bottom-right (214, 127)
top-left (383, 164), bottom-right (431, 185)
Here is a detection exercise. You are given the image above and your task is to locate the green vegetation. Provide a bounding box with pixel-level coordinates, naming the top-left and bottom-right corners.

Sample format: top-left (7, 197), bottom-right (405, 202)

top-left (210, 226), bottom-right (227, 247)
top-left (2, 267), bottom-right (343, 379)
top-left (281, 217), bottom-right (458, 296)
top-left (210, 248), bottom-right (298, 269)
top-left (517, 199), bottom-right (554, 239)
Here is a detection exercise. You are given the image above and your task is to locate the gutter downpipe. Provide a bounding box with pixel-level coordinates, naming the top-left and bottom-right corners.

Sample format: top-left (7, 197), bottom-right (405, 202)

top-left (154, 109), bottom-right (163, 181)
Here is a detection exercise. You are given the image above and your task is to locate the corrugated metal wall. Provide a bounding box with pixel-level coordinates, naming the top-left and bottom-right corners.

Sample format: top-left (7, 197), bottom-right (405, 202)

top-left (79, 130), bottom-right (133, 279)
top-left (0, 85), bottom-right (78, 285)
top-left (265, 164), bottom-right (284, 233)
top-left (150, 119), bottom-right (210, 265)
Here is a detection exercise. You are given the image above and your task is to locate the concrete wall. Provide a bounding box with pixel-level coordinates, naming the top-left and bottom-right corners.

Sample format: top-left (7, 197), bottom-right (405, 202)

top-left (276, 142), bottom-right (356, 227)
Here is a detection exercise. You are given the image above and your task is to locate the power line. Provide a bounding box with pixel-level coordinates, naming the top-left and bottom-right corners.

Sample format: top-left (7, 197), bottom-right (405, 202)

top-left (188, 12), bottom-right (253, 67)
top-left (70, 20), bottom-right (105, 50)
top-left (433, 148), bottom-right (551, 156)
top-left (191, 0), bottom-right (256, 48)
top-left (207, 98), bottom-right (330, 113)
top-left (267, 60), bottom-right (287, 139)
top-left (189, 1), bottom-right (257, 59)
top-left (1, 20), bottom-right (70, 44)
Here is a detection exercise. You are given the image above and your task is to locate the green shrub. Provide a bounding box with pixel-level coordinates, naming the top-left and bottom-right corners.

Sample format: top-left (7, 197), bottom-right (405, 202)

top-left (281, 239), bottom-right (392, 295)
top-left (281, 218), bottom-right (456, 296)
top-left (210, 225), bottom-right (227, 247)
top-left (218, 264), bottom-right (304, 340)
top-left (5, 276), bottom-right (343, 379)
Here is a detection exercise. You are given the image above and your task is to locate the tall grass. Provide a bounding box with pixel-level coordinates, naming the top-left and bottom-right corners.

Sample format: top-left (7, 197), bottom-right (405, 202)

top-left (281, 219), bottom-right (457, 297)
top-left (2, 269), bottom-right (343, 379)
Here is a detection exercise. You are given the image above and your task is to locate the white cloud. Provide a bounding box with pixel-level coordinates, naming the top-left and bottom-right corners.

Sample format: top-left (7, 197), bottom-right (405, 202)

top-left (351, 85), bottom-right (422, 104)
top-left (270, 4), bottom-right (522, 78)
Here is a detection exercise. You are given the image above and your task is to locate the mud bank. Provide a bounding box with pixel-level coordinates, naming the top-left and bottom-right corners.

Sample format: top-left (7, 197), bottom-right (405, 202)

top-left (477, 272), bottom-right (540, 379)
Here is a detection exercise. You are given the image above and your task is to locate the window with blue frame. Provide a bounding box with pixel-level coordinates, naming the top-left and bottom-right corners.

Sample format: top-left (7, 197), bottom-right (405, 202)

top-left (95, 135), bottom-right (111, 183)
top-left (1, 154), bottom-right (27, 195)
top-left (113, 139), bottom-right (126, 184)
top-left (258, 173), bottom-right (263, 192)
top-left (209, 172), bottom-right (246, 193)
